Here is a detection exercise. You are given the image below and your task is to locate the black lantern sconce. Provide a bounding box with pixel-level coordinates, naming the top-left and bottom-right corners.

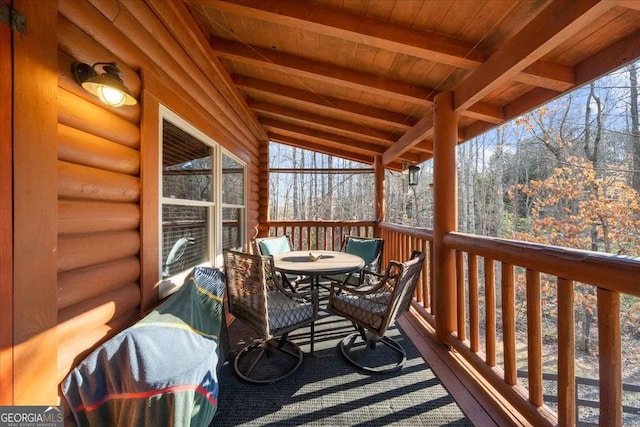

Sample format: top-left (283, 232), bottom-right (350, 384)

top-left (408, 165), bottom-right (420, 186)
top-left (72, 62), bottom-right (137, 107)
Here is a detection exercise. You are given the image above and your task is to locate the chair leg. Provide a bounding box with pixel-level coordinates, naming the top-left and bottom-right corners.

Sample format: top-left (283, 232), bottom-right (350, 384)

top-left (310, 321), bottom-right (315, 357)
top-left (233, 337), bottom-right (304, 384)
top-left (338, 332), bottom-right (407, 374)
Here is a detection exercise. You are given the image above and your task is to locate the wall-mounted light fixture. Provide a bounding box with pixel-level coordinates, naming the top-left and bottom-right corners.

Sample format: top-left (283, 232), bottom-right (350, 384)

top-left (408, 165), bottom-right (420, 186)
top-left (72, 62), bottom-right (136, 107)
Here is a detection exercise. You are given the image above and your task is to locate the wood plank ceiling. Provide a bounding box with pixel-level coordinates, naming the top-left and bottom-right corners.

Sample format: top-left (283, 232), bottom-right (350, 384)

top-left (171, 0), bottom-right (640, 170)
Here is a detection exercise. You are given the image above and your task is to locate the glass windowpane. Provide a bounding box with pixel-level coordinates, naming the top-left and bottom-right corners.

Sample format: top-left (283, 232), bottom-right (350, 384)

top-left (161, 205), bottom-right (209, 278)
top-left (163, 119), bottom-right (212, 201)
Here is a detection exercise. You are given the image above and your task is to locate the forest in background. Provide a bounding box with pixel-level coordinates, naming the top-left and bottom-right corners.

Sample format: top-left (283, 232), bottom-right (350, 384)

top-left (270, 60), bottom-right (640, 258)
top-left (269, 60), bottom-right (640, 420)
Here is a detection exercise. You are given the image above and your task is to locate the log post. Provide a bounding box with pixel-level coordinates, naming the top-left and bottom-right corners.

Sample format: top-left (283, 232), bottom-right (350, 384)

top-left (374, 155), bottom-right (385, 238)
top-left (433, 91), bottom-right (458, 342)
top-left (256, 139), bottom-right (270, 239)
top-left (12, 0), bottom-right (59, 404)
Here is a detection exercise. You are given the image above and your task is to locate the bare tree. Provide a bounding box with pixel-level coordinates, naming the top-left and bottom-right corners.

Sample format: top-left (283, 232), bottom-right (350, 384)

top-left (629, 64), bottom-right (640, 191)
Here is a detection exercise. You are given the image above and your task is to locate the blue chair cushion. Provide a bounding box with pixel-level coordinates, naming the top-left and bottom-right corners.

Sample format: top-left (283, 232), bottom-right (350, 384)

top-left (258, 236), bottom-right (291, 256)
top-left (345, 239), bottom-right (379, 266)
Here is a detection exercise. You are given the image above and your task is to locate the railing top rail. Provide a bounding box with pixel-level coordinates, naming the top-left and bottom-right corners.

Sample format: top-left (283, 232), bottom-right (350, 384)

top-left (445, 231), bottom-right (640, 296)
top-left (267, 220), bottom-right (377, 226)
top-left (378, 221), bottom-right (434, 240)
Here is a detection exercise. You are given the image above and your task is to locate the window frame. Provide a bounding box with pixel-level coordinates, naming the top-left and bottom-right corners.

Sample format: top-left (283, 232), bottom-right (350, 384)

top-left (158, 106), bottom-right (222, 295)
top-left (221, 149), bottom-right (247, 254)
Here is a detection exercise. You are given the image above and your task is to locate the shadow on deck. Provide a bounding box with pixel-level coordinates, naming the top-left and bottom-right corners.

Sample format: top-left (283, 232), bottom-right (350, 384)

top-left (211, 298), bottom-right (478, 426)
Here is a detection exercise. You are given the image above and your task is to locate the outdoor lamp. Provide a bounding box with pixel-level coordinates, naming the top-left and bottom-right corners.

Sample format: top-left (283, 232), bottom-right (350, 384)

top-left (408, 165), bottom-right (420, 186)
top-left (72, 61), bottom-right (137, 107)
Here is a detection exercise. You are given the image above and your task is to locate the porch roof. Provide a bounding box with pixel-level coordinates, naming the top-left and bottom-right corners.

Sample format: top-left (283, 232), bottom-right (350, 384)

top-left (156, 0), bottom-right (640, 170)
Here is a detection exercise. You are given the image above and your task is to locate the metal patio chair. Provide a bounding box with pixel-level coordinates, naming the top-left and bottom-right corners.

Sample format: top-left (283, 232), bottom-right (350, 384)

top-left (222, 249), bottom-right (319, 383)
top-left (324, 235), bottom-right (384, 286)
top-left (328, 250), bottom-right (424, 373)
top-left (253, 235), bottom-right (308, 290)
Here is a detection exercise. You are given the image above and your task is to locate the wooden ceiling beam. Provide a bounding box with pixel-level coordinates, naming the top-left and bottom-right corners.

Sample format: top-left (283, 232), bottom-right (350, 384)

top-left (269, 133), bottom-right (405, 171)
top-left (454, 0), bottom-right (614, 113)
top-left (217, 39), bottom-right (503, 123)
top-left (574, 30), bottom-right (640, 87)
top-left (262, 118), bottom-right (389, 155)
top-left (193, 0), bottom-right (575, 91)
top-left (211, 37), bottom-right (435, 105)
top-left (248, 100), bottom-right (400, 145)
top-left (382, 114), bottom-right (433, 166)
top-left (234, 75), bottom-right (417, 130)
top-left (262, 117), bottom-right (422, 163)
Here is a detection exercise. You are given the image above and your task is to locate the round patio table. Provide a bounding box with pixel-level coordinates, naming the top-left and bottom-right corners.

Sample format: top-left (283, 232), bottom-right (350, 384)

top-left (272, 250), bottom-right (365, 290)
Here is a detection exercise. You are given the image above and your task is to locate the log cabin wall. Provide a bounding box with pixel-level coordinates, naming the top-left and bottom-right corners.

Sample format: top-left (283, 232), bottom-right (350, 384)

top-left (7, 0), bottom-right (260, 410)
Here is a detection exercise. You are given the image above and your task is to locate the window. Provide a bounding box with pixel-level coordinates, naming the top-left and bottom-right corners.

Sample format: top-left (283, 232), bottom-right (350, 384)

top-left (161, 118), bottom-right (214, 281)
top-left (159, 108), bottom-right (247, 292)
top-left (221, 153), bottom-right (245, 251)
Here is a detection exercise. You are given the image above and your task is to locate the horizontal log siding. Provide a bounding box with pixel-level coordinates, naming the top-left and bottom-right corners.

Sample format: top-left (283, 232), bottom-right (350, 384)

top-left (58, 200), bottom-right (140, 235)
top-left (56, 11), bottom-right (142, 395)
top-left (53, 0), bottom-right (261, 412)
top-left (57, 257), bottom-right (140, 310)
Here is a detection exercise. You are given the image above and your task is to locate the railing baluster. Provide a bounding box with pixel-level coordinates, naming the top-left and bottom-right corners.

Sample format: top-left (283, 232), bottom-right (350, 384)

top-left (557, 277), bottom-right (575, 427)
top-left (429, 240), bottom-right (435, 315)
top-left (597, 287), bottom-right (621, 425)
top-left (485, 258), bottom-right (496, 367)
top-left (415, 236), bottom-right (423, 302)
top-left (456, 250), bottom-right (466, 342)
top-left (526, 269), bottom-right (543, 407)
top-left (502, 262), bottom-right (516, 385)
top-left (469, 254), bottom-right (479, 353)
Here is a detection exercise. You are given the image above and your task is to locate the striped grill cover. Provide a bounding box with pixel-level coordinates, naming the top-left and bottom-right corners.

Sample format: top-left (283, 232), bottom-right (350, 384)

top-left (62, 267), bottom-right (225, 427)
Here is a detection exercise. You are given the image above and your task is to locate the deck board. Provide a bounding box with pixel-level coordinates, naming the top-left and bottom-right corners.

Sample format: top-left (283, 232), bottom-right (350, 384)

top-left (399, 307), bottom-right (532, 427)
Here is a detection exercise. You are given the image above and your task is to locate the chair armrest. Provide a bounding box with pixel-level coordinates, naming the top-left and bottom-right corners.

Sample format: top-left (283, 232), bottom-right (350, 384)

top-left (330, 281), bottom-right (383, 297)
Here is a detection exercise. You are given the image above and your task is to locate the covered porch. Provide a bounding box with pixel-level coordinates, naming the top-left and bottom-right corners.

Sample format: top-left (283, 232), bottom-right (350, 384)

top-left (2, 1), bottom-right (640, 426)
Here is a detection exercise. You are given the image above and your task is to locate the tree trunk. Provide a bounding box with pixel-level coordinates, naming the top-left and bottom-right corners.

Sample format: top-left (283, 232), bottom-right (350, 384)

top-left (495, 127), bottom-right (504, 237)
top-left (292, 147), bottom-right (299, 220)
top-left (629, 64), bottom-right (640, 191)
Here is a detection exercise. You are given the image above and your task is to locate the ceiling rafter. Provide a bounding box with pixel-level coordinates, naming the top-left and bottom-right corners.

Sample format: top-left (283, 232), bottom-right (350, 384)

top-left (269, 133), bottom-right (376, 165)
top-left (454, 0), bottom-right (614, 113)
top-left (382, 115), bottom-right (434, 166)
top-left (261, 117), bottom-right (423, 161)
top-left (211, 37), bottom-right (504, 123)
top-left (233, 75), bottom-right (418, 130)
top-left (212, 37), bottom-right (436, 105)
top-left (249, 100), bottom-right (402, 146)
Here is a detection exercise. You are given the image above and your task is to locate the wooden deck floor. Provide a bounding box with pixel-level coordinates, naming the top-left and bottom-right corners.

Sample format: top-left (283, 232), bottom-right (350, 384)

top-left (399, 308), bottom-right (532, 426)
top-left (217, 299), bottom-right (533, 426)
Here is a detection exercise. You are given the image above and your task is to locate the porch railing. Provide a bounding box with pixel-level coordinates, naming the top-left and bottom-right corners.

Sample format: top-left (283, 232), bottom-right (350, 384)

top-left (444, 232), bottom-right (640, 426)
top-left (266, 220), bottom-right (377, 252)
top-left (262, 221), bottom-right (640, 426)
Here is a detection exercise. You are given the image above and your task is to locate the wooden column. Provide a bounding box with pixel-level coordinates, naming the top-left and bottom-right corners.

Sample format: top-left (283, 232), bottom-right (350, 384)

top-left (374, 155), bottom-right (385, 237)
top-left (140, 81), bottom-right (160, 313)
top-left (598, 288), bottom-right (621, 425)
top-left (0, 0), bottom-right (13, 405)
top-left (433, 91), bottom-right (458, 341)
top-left (12, 0), bottom-right (59, 404)
top-left (256, 139), bottom-right (270, 239)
